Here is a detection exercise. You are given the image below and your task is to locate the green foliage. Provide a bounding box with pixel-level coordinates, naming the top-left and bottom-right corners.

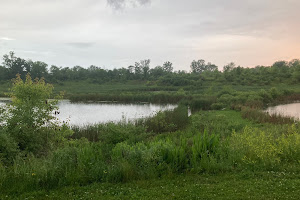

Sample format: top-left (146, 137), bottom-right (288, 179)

top-left (189, 96), bottom-right (215, 111)
top-left (141, 105), bottom-right (188, 133)
top-left (228, 126), bottom-right (300, 170)
top-left (277, 124), bottom-right (300, 162)
top-left (241, 107), bottom-right (295, 124)
top-left (0, 74), bottom-right (72, 162)
top-left (229, 127), bottom-right (281, 169)
top-left (10, 172), bottom-right (300, 200)
top-left (0, 131), bottom-right (19, 165)
top-left (189, 110), bottom-right (254, 137)
top-left (1, 108), bottom-right (300, 196)
top-left (191, 131), bottom-right (219, 172)
top-left (71, 123), bottom-right (147, 144)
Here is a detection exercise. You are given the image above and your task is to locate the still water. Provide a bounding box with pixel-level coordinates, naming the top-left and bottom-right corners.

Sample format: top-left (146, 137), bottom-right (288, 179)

top-left (266, 102), bottom-right (300, 120)
top-left (0, 99), bottom-right (176, 126)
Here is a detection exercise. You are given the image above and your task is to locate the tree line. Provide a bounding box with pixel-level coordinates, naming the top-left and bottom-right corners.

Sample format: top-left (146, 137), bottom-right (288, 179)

top-left (1, 51), bottom-right (300, 86)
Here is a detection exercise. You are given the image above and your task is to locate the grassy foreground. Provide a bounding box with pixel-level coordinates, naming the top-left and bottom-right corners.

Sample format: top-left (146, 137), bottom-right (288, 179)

top-left (4, 172), bottom-right (300, 199)
top-left (1, 109), bottom-right (300, 199)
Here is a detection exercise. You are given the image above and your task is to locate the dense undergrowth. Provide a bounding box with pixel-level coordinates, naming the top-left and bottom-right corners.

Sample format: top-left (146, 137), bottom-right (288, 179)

top-left (1, 108), bottom-right (299, 196)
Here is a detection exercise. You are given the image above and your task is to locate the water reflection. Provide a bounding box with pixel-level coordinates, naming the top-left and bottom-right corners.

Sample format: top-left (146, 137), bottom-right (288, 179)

top-left (266, 103), bottom-right (300, 120)
top-left (0, 99), bottom-right (176, 126)
top-left (58, 100), bottom-right (176, 126)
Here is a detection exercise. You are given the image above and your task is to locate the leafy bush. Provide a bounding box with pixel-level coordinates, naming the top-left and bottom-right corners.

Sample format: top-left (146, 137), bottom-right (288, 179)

top-left (229, 127), bottom-right (281, 169)
top-left (0, 74), bottom-right (72, 163)
top-left (277, 124), bottom-right (300, 162)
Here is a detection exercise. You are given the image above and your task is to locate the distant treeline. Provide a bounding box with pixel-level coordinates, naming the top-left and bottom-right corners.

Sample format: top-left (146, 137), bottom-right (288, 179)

top-left (1, 51), bottom-right (300, 86)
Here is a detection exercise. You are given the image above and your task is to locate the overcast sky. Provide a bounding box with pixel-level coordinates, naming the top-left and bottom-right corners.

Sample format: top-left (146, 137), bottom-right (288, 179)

top-left (1, 0), bottom-right (300, 71)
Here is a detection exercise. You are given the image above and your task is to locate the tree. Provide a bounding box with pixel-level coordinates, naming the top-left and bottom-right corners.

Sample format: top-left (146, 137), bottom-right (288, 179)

top-left (140, 59), bottom-right (150, 79)
top-left (223, 62), bottom-right (236, 82)
top-left (150, 66), bottom-right (164, 78)
top-left (0, 65), bottom-right (8, 81)
top-left (134, 59), bottom-right (150, 79)
top-left (162, 61), bottom-right (173, 73)
top-left (223, 62), bottom-right (235, 72)
top-left (205, 62), bottom-right (218, 72)
top-left (190, 59), bottom-right (206, 73)
top-left (0, 74), bottom-right (71, 159)
top-left (2, 51), bottom-right (31, 79)
top-left (29, 60), bottom-right (48, 79)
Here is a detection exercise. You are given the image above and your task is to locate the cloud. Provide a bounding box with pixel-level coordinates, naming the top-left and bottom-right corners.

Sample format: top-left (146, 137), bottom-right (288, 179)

top-left (107, 0), bottom-right (151, 10)
top-left (0, 0), bottom-right (300, 69)
top-left (0, 37), bottom-right (15, 41)
top-left (66, 42), bottom-right (95, 48)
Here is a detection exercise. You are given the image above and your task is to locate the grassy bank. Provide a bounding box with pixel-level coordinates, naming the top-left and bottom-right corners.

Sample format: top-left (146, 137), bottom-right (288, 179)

top-left (1, 108), bottom-right (299, 198)
top-left (6, 172), bottom-right (300, 200)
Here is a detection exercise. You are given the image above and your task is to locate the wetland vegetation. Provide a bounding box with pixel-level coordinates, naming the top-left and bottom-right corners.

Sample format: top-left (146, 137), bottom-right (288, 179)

top-left (0, 53), bottom-right (300, 199)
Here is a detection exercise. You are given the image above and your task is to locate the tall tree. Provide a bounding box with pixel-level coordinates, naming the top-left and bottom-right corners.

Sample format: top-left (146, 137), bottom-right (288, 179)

top-left (2, 51), bottom-right (31, 79)
top-left (162, 61), bottom-right (173, 73)
top-left (29, 61), bottom-right (48, 79)
top-left (190, 59), bottom-right (206, 73)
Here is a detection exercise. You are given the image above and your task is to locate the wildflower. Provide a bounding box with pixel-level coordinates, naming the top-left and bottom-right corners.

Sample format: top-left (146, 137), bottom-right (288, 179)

top-left (32, 173), bottom-right (36, 176)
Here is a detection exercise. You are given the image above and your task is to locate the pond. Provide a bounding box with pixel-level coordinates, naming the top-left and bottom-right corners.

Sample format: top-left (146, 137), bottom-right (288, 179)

top-left (265, 102), bottom-right (300, 120)
top-left (0, 99), bottom-right (177, 126)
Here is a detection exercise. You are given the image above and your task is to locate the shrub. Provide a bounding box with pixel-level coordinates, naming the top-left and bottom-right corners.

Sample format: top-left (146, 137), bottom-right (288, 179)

top-left (211, 102), bottom-right (225, 110)
top-left (0, 74), bottom-right (72, 163)
top-left (229, 127), bottom-right (281, 169)
top-left (277, 124), bottom-right (300, 162)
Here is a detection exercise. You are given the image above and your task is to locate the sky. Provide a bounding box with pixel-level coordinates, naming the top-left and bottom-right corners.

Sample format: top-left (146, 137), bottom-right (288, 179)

top-left (0, 0), bottom-right (300, 71)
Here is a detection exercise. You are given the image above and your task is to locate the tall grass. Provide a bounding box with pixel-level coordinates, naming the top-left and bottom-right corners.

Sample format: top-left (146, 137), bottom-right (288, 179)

top-left (2, 123), bottom-right (299, 195)
top-left (138, 105), bottom-right (189, 133)
top-left (69, 92), bottom-right (188, 104)
top-left (70, 122), bottom-right (147, 144)
top-left (241, 107), bottom-right (295, 124)
top-left (1, 108), bottom-right (300, 195)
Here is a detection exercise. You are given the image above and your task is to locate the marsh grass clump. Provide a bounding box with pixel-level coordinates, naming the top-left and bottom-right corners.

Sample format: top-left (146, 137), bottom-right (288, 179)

top-left (71, 123), bottom-right (147, 144)
top-left (241, 107), bottom-right (295, 124)
top-left (138, 105), bottom-right (189, 134)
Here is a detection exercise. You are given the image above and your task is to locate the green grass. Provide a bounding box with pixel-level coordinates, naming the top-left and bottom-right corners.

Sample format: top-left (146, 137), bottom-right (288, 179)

top-left (53, 81), bottom-right (149, 96)
top-left (5, 172), bottom-right (300, 200)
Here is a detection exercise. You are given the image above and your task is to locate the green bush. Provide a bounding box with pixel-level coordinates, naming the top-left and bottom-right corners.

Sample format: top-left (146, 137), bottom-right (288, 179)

top-left (0, 74), bottom-right (73, 163)
top-left (211, 102), bottom-right (225, 110)
top-left (229, 127), bottom-right (281, 169)
top-left (277, 124), bottom-right (300, 162)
